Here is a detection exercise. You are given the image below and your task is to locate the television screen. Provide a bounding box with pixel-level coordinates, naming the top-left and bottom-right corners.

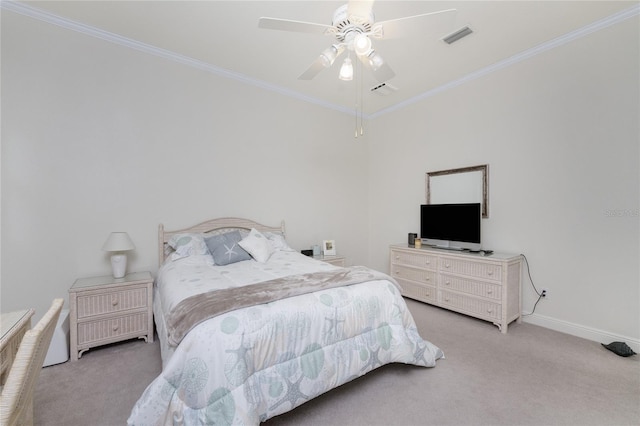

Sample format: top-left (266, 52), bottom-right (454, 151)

top-left (420, 203), bottom-right (481, 249)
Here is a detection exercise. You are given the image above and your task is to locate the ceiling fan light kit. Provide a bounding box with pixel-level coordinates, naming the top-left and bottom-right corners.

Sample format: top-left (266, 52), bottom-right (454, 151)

top-left (258, 1), bottom-right (456, 83)
top-left (320, 45), bottom-right (339, 68)
top-left (258, 1), bottom-right (457, 136)
top-left (354, 33), bottom-right (373, 56)
top-left (339, 57), bottom-right (354, 81)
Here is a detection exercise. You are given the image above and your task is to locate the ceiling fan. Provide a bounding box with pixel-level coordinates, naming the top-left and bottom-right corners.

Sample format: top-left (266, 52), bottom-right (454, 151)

top-left (258, 1), bottom-right (456, 82)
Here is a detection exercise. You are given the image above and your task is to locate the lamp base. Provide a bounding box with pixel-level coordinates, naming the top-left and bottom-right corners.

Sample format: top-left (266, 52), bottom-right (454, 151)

top-left (110, 253), bottom-right (128, 278)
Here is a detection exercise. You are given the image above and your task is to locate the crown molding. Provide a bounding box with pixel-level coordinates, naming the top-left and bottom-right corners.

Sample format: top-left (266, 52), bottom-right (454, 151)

top-left (0, 0), bottom-right (356, 117)
top-left (3, 1), bottom-right (638, 120)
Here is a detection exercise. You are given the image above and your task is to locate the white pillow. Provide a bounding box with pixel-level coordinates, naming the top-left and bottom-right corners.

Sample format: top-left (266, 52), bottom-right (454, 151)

top-left (239, 228), bottom-right (275, 263)
top-left (265, 232), bottom-right (295, 252)
top-left (168, 233), bottom-right (209, 261)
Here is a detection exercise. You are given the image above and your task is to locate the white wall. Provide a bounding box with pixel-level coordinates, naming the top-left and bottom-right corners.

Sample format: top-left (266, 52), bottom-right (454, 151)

top-left (368, 17), bottom-right (639, 345)
top-left (1, 12), bottom-right (371, 321)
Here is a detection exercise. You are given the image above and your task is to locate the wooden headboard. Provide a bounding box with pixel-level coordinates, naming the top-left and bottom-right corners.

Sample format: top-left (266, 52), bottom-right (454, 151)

top-left (158, 217), bottom-right (286, 265)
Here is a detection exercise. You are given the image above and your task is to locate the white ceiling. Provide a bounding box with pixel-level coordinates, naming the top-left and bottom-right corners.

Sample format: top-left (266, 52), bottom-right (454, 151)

top-left (10, 1), bottom-right (638, 116)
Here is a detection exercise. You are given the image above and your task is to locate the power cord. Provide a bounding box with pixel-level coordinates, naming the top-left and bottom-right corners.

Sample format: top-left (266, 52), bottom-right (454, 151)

top-left (521, 253), bottom-right (543, 316)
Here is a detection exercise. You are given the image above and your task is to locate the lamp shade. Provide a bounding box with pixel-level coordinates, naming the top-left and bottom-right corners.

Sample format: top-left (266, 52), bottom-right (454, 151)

top-left (354, 34), bottom-right (372, 56)
top-left (102, 232), bottom-right (135, 252)
top-left (339, 58), bottom-right (353, 81)
top-left (320, 45), bottom-right (338, 68)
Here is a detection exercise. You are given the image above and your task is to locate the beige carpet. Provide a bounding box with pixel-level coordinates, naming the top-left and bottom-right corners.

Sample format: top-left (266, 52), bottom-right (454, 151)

top-left (34, 300), bottom-right (639, 425)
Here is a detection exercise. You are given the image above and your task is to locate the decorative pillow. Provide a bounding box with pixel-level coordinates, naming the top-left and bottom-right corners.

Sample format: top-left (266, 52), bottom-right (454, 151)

top-left (264, 232), bottom-right (295, 252)
top-left (205, 231), bottom-right (252, 266)
top-left (168, 233), bottom-right (209, 261)
top-left (239, 228), bottom-right (275, 263)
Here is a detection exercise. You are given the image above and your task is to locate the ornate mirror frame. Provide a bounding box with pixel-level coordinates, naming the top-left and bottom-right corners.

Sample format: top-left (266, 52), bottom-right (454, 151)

top-left (425, 164), bottom-right (489, 218)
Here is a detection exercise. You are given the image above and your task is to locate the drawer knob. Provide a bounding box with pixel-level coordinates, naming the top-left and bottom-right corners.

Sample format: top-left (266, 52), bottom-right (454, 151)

top-left (445, 298), bottom-right (450, 302)
top-left (111, 297), bottom-right (119, 306)
top-left (445, 281), bottom-right (450, 286)
top-left (487, 309), bottom-right (493, 313)
top-left (444, 263), bottom-right (450, 268)
top-left (425, 260), bottom-right (430, 265)
top-left (425, 277), bottom-right (430, 282)
top-left (487, 270), bottom-right (494, 276)
top-left (487, 290), bottom-right (493, 295)
top-left (112, 324), bottom-right (119, 332)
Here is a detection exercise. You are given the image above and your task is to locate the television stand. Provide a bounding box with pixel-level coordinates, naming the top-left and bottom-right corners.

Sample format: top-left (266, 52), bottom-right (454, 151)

top-left (389, 244), bottom-right (522, 333)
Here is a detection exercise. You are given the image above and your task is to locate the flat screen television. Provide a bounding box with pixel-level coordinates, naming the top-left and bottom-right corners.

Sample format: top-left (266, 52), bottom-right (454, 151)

top-left (420, 203), bottom-right (481, 251)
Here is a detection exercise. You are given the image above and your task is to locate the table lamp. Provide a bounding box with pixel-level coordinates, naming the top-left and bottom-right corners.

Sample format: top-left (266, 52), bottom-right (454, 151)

top-left (102, 232), bottom-right (135, 278)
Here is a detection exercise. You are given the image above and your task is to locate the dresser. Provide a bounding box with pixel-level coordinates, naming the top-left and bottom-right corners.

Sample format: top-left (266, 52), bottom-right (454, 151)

top-left (389, 244), bottom-right (522, 333)
top-left (69, 271), bottom-right (153, 361)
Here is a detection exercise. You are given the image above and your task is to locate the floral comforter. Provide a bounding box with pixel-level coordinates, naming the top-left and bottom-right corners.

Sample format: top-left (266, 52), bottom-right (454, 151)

top-left (128, 251), bottom-right (443, 425)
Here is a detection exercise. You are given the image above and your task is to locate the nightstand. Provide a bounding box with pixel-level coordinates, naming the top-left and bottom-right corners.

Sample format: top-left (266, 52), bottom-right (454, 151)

top-left (69, 271), bottom-right (153, 361)
top-left (314, 255), bottom-right (346, 267)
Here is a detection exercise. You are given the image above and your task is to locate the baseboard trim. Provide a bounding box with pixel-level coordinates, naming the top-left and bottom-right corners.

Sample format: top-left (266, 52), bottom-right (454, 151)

top-left (523, 313), bottom-right (640, 353)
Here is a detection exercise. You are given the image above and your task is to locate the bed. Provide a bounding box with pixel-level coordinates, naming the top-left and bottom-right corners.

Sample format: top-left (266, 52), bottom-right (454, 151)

top-left (128, 217), bottom-right (443, 425)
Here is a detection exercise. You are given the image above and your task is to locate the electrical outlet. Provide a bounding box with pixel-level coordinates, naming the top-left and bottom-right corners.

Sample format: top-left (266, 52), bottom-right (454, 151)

top-left (541, 288), bottom-right (549, 299)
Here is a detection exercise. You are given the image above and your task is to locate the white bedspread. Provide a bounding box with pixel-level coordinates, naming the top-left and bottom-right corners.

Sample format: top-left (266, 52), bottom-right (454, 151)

top-left (156, 251), bottom-right (340, 317)
top-left (129, 252), bottom-right (443, 425)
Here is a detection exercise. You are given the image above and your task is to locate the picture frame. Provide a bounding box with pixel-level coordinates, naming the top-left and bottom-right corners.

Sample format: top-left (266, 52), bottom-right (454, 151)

top-left (322, 240), bottom-right (336, 256)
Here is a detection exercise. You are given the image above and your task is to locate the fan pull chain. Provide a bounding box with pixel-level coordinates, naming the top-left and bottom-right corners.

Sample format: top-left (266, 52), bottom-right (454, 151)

top-left (355, 57), bottom-right (364, 138)
top-left (359, 61), bottom-right (364, 136)
top-left (355, 58), bottom-right (359, 138)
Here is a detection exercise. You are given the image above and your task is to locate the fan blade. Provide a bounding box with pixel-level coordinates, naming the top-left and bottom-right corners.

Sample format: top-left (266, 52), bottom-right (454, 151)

top-left (358, 52), bottom-right (395, 82)
top-left (369, 61), bottom-right (395, 82)
top-left (371, 9), bottom-right (457, 39)
top-left (347, 0), bottom-right (375, 19)
top-left (299, 45), bottom-right (346, 80)
top-left (298, 57), bottom-right (327, 80)
top-left (258, 17), bottom-right (333, 34)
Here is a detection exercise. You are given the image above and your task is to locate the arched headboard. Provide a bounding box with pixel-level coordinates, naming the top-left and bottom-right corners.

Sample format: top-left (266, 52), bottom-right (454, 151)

top-left (158, 217), bottom-right (286, 265)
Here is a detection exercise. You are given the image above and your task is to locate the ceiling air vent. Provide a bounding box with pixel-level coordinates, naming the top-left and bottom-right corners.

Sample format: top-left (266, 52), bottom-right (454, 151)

top-left (370, 82), bottom-right (398, 96)
top-left (442, 26), bottom-right (473, 44)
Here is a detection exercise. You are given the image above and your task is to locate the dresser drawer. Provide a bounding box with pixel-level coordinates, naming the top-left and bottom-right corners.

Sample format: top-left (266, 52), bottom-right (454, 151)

top-left (440, 290), bottom-right (501, 321)
top-left (77, 312), bottom-right (149, 346)
top-left (391, 250), bottom-right (437, 270)
top-left (440, 257), bottom-right (502, 281)
top-left (391, 265), bottom-right (437, 286)
top-left (441, 274), bottom-right (502, 301)
top-left (398, 280), bottom-right (437, 304)
top-left (76, 286), bottom-right (149, 319)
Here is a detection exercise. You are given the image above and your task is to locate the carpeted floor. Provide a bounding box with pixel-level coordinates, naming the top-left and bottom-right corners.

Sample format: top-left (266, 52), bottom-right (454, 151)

top-left (34, 300), bottom-right (639, 425)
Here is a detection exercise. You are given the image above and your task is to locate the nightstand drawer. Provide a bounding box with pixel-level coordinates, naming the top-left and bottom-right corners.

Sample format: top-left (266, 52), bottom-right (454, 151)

top-left (440, 257), bottom-right (502, 281)
top-left (440, 290), bottom-right (501, 321)
top-left (77, 312), bottom-right (149, 346)
top-left (76, 286), bottom-right (148, 319)
top-left (391, 250), bottom-right (437, 270)
top-left (441, 274), bottom-right (502, 301)
top-left (391, 265), bottom-right (436, 286)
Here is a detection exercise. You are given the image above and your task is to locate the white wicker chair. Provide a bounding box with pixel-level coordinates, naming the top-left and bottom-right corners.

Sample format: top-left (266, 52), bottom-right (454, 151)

top-left (0, 299), bottom-right (63, 426)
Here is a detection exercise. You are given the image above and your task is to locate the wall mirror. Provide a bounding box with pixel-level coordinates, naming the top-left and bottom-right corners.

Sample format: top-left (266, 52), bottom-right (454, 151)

top-left (425, 164), bottom-right (489, 218)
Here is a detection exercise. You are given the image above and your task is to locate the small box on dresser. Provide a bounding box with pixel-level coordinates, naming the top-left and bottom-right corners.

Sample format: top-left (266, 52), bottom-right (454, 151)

top-left (68, 271), bottom-right (154, 361)
top-left (390, 244), bottom-right (522, 333)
